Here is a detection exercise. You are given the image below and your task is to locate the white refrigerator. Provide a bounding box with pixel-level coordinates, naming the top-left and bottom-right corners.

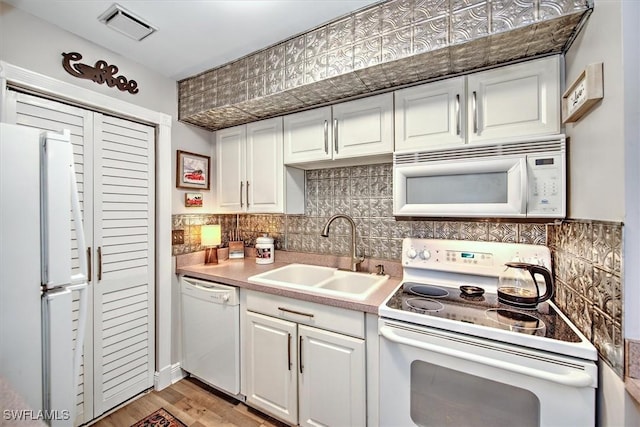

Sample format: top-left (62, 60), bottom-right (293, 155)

top-left (0, 123), bottom-right (88, 426)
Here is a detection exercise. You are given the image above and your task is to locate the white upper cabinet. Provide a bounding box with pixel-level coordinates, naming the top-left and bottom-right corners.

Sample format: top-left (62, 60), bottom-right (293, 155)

top-left (284, 93), bottom-right (393, 166)
top-left (468, 55), bottom-right (560, 143)
top-left (216, 125), bottom-right (245, 213)
top-left (283, 107), bottom-right (332, 164)
top-left (216, 117), bottom-right (287, 213)
top-left (394, 55), bottom-right (561, 151)
top-left (246, 119), bottom-right (285, 213)
top-left (394, 77), bottom-right (466, 151)
top-left (332, 94), bottom-right (394, 158)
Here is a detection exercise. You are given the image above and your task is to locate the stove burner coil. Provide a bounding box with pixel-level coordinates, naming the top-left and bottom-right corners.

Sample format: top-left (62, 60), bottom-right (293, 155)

top-left (485, 308), bottom-right (546, 333)
top-left (405, 298), bottom-right (444, 313)
top-left (408, 284), bottom-right (449, 298)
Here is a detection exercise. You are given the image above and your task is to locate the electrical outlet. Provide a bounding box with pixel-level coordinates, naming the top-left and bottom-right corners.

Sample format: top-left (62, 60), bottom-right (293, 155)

top-left (172, 229), bottom-right (184, 245)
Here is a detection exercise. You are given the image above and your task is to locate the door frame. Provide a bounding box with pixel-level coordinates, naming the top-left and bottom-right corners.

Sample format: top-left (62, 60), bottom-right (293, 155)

top-left (0, 61), bottom-right (174, 391)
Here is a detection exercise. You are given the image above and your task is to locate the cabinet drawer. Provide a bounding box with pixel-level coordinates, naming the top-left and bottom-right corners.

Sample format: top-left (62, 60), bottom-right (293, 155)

top-left (243, 290), bottom-right (365, 339)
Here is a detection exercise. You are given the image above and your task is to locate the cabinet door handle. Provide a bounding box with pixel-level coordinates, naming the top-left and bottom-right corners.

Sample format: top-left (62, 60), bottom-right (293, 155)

top-left (287, 333), bottom-right (292, 371)
top-left (299, 335), bottom-right (304, 374)
top-left (87, 247), bottom-right (92, 283)
top-left (97, 246), bottom-right (102, 281)
top-left (277, 307), bottom-right (315, 318)
top-left (333, 118), bottom-right (338, 154)
top-left (323, 120), bottom-right (329, 154)
top-left (240, 181), bottom-right (244, 208)
top-left (472, 91), bottom-right (478, 134)
top-left (246, 181), bottom-right (249, 209)
top-left (455, 94), bottom-right (461, 136)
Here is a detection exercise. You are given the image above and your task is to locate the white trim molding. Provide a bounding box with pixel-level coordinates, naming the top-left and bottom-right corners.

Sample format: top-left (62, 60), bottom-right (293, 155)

top-left (0, 60), bottom-right (174, 393)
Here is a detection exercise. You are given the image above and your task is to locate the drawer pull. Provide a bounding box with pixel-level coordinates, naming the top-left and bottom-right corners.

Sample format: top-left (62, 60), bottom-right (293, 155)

top-left (278, 307), bottom-right (315, 318)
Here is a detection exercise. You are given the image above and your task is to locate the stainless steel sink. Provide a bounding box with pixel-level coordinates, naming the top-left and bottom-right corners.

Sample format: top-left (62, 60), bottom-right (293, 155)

top-left (248, 263), bottom-right (389, 300)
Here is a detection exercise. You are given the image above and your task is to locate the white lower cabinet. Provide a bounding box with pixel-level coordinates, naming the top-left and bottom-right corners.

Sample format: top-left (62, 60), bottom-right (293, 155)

top-left (242, 291), bottom-right (366, 426)
top-left (245, 311), bottom-right (298, 424)
top-left (298, 325), bottom-right (365, 427)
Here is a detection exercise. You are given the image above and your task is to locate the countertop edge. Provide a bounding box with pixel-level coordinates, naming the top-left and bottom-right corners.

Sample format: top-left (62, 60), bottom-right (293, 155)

top-left (176, 259), bottom-right (401, 314)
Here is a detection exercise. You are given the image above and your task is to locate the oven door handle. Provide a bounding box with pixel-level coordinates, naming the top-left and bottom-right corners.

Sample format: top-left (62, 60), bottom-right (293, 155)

top-left (379, 326), bottom-right (594, 388)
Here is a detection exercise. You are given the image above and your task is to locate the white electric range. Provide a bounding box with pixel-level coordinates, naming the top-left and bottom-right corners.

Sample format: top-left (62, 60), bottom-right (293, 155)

top-left (378, 238), bottom-right (597, 427)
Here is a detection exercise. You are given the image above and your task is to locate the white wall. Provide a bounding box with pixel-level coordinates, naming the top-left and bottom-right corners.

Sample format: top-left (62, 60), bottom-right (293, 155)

top-left (565, 1), bottom-right (640, 425)
top-left (564, 0), bottom-right (625, 222)
top-left (0, 1), bottom-right (214, 213)
top-left (172, 135), bottom-right (216, 215)
top-left (0, 0), bottom-right (213, 391)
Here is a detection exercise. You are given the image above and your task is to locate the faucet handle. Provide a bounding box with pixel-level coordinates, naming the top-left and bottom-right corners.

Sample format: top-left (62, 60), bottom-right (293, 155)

top-left (375, 264), bottom-right (385, 275)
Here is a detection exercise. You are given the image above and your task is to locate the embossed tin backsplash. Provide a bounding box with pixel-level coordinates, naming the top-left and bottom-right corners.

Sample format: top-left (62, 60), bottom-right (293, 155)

top-left (178, 0), bottom-right (592, 131)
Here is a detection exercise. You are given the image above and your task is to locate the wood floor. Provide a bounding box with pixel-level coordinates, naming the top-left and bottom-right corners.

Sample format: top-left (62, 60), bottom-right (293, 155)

top-left (92, 377), bottom-right (288, 427)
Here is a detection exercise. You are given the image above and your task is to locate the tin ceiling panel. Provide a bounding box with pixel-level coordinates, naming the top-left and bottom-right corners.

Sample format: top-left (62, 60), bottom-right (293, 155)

top-left (178, 0), bottom-right (593, 131)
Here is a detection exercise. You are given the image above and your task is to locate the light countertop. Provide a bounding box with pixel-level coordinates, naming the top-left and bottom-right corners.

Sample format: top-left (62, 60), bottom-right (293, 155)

top-left (175, 252), bottom-right (402, 314)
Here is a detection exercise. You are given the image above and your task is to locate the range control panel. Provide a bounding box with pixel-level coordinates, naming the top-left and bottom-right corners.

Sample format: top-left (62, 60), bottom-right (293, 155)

top-left (402, 238), bottom-right (550, 276)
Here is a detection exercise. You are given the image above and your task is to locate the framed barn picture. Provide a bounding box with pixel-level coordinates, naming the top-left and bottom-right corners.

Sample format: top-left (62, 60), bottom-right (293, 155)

top-left (176, 150), bottom-right (210, 190)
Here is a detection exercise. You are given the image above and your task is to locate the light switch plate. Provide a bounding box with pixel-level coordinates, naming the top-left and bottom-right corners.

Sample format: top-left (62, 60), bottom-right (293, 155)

top-left (172, 229), bottom-right (184, 245)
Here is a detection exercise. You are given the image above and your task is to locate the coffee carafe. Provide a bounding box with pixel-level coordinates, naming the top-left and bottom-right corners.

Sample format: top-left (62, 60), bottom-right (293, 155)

top-left (497, 262), bottom-right (554, 308)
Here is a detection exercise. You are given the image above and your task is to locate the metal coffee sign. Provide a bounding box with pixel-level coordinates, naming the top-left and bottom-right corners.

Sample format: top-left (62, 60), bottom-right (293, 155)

top-left (61, 52), bottom-right (139, 94)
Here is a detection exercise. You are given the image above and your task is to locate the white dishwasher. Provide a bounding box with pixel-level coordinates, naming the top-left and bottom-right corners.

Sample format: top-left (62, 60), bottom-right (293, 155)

top-left (180, 276), bottom-right (240, 396)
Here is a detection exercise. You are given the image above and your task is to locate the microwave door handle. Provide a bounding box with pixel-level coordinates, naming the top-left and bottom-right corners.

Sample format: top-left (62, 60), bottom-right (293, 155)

top-left (379, 326), bottom-right (594, 387)
top-left (519, 158), bottom-right (527, 215)
top-left (455, 94), bottom-right (461, 136)
top-left (472, 91), bottom-right (478, 134)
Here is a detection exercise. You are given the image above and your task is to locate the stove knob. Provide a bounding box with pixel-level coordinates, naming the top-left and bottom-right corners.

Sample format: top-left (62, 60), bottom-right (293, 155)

top-left (419, 250), bottom-right (431, 260)
top-left (406, 248), bottom-right (417, 259)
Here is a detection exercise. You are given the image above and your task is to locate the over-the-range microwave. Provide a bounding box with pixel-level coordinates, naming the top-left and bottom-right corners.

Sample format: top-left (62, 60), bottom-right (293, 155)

top-left (393, 136), bottom-right (566, 218)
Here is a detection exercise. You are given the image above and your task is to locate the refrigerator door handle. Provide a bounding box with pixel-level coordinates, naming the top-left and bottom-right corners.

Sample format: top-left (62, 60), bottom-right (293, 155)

top-left (68, 140), bottom-right (88, 285)
top-left (43, 288), bottom-right (74, 421)
top-left (42, 132), bottom-right (72, 288)
top-left (50, 130), bottom-right (89, 425)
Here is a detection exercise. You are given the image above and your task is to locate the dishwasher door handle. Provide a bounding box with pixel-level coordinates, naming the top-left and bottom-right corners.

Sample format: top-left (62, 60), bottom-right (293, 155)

top-left (190, 283), bottom-right (232, 292)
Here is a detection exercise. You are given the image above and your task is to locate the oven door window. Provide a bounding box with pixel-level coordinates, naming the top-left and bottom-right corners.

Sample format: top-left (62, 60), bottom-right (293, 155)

top-left (410, 360), bottom-right (539, 427)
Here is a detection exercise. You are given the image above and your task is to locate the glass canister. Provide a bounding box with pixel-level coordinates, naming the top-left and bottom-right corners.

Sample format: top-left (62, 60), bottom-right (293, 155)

top-left (255, 234), bottom-right (275, 264)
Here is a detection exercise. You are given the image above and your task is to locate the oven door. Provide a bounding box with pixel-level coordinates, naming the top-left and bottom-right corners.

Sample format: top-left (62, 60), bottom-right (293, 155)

top-left (393, 156), bottom-right (526, 217)
top-left (379, 319), bottom-right (596, 427)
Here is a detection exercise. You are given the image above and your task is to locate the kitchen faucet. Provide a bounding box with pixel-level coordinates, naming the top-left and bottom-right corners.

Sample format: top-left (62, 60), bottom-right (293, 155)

top-left (320, 214), bottom-right (364, 272)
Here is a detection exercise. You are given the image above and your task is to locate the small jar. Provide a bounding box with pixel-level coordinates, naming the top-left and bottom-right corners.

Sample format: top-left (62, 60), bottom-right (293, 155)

top-left (255, 235), bottom-right (275, 264)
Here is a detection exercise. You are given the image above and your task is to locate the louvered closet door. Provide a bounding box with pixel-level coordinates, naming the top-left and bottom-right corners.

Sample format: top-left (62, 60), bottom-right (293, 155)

top-left (5, 90), bottom-right (156, 423)
top-left (5, 91), bottom-right (95, 425)
top-left (92, 113), bottom-right (155, 415)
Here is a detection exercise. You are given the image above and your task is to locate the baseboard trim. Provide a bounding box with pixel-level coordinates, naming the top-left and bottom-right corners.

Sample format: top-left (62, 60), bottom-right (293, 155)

top-left (154, 364), bottom-right (173, 390)
top-left (171, 362), bottom-right (187, 384)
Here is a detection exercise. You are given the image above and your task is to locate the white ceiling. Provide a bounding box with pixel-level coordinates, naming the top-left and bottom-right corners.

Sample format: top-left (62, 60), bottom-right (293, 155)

top-left (5, 0), bottom-right (380, 81)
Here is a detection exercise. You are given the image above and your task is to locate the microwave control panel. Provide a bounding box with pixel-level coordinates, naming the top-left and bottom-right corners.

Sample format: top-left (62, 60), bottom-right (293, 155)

top-left (526, 153), bottom-right (565, 216)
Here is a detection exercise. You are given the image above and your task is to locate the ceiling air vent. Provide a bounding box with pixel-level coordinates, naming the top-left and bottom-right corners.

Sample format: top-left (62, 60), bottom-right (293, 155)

top-left (98, 4), bottom-right (156, 41)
